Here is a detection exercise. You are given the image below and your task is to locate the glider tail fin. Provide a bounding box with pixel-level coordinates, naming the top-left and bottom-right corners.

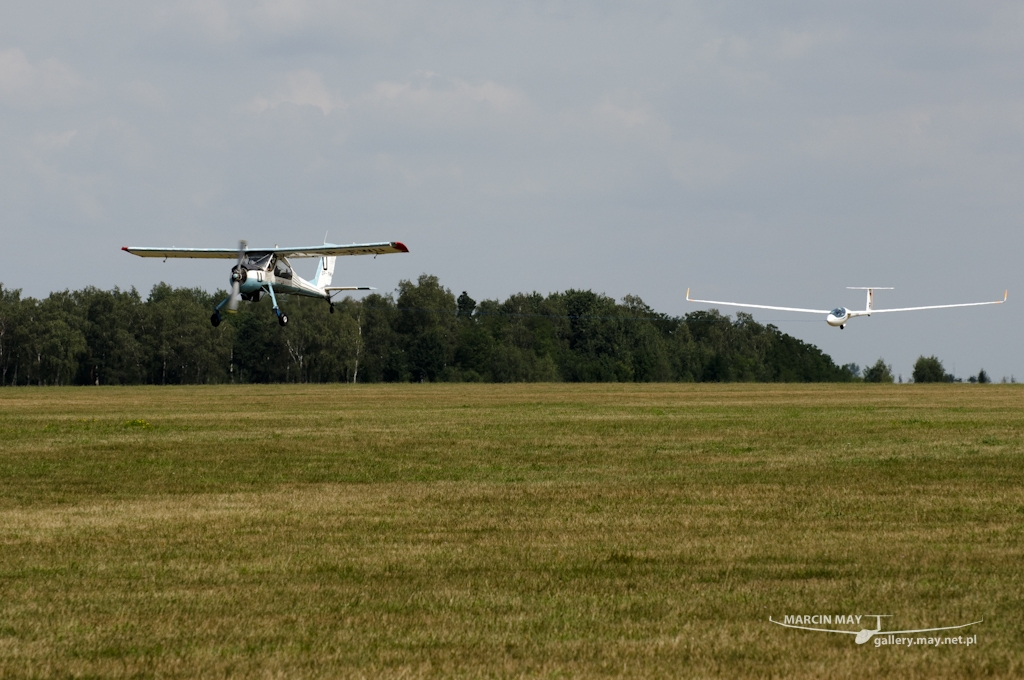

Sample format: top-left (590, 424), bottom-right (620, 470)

top-left (847, 286), bottom-right (893, 312)
top-left (313, 255), bottom-right (336, 290)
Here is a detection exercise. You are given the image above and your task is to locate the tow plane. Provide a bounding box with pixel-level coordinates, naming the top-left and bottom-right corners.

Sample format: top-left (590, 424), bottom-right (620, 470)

top-left (123, 240), bottom-right (408, 327)
top-left (687, 286), bottom-right (1006, 329)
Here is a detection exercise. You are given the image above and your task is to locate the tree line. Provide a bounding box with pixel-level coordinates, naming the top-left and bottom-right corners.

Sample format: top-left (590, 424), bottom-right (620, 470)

top-left (843, 357), bottom-right (998, 384)
top-left (1, 274), bottom-right (867, 385)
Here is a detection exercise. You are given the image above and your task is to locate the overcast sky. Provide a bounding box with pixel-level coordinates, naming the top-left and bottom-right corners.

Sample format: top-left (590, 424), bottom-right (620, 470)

top-left (2, 1), bottom-right (1022, 379)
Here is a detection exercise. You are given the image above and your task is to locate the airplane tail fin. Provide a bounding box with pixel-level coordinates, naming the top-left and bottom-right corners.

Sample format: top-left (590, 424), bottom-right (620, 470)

top-left (848, 286), bottom-right (893, 312)
top-left (313, 255), bottom-right (336, 290)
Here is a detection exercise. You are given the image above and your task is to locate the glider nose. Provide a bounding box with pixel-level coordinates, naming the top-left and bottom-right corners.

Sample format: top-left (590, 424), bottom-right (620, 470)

top-left (855, 630), bottom-right (875, 644)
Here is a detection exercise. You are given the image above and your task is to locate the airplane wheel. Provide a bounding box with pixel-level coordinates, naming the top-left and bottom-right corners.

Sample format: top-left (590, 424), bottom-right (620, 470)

top-left (279, 314), bottom-right (289, 327)
top-left (329, 305), bottom-right (335, 314)
top-left (211, 312), bottom-right (221, 327)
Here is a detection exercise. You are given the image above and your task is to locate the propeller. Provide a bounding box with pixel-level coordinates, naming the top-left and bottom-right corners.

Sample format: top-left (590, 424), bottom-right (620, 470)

top-left (228, 240), bottom-right (247, 312)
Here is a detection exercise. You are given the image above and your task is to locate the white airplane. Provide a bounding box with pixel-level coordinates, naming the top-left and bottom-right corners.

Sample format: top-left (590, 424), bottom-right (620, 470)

top-left (123, 240), bottom-right (408, 327)
top-left (687, 286), bottom-right (1007, 329)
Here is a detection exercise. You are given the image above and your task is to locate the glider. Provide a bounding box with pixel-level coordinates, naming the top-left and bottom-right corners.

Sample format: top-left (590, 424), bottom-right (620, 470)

top-left (769, 614), bottom-right (983, 645)
top-left (687, 286), bottom-right (1007, 329)
top-left (123, 240), bottom-right (408, 327)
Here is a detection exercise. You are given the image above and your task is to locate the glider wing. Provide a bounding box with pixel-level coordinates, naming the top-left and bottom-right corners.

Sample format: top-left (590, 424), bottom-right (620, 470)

top-left (686, 289), bottom-right (830, 314)
top-left (885, 620), bottom-right (984, 635)
top-left (870, 291), bottom-right (1007, 314)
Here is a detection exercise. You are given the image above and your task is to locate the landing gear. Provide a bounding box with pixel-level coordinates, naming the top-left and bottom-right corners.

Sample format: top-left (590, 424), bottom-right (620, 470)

top-left (266, 282), bottom-right (288, 327)
top-left (329, 303), bottom-right (335, 314)
top-left (211, 311), bottom-right (221, 327)
top-left (840, 324), bottom-right (846, 330)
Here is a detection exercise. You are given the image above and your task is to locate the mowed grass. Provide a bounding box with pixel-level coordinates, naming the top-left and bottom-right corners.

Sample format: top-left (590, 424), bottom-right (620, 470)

top-left (0, 384), bottom-right (1021, 678)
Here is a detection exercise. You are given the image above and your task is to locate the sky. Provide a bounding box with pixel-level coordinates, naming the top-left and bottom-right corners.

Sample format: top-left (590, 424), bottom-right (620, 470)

top-left (2, 1), bottom-right (1022, 380)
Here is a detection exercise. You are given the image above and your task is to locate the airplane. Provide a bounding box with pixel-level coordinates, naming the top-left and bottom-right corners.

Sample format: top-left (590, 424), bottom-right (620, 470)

top-left (122, 240), bottom-right (408, 327)
top-left (687, 286), bottom-right (1007, 329)
top-left (769, 614), bottom-right (983, 645)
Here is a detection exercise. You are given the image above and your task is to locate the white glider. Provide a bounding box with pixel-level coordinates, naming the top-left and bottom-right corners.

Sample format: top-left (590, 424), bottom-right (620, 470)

top-left (686, 287), bottom-right (1007, 329)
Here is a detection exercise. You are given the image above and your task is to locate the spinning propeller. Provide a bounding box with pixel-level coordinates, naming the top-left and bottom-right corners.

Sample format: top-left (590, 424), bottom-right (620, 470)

top-left (228, 240), bottom-right (247, 312)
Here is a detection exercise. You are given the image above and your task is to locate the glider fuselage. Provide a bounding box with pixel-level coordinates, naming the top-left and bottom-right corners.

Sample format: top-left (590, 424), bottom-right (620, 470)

top-left (825, 307), bottom-right (870, 327)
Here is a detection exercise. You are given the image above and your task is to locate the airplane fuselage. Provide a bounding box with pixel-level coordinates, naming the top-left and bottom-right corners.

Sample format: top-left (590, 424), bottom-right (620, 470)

top-left (233, 252), bottom-right (327, 302)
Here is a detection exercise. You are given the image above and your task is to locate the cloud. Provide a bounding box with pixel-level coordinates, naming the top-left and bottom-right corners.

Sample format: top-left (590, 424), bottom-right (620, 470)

top-left (33, 129), bottom-right (78, 151)
top-left (776, 29), bottom-right (844, 60)
top-left (669, 137), bottom-right (752, 189)
top-left (150, 0), bottom-right (407, 46)
top-left (592, 99), bottom-right (652, 129)
top-left (0, 48), bottom-right (84, 108)
top-left (248, 70), bottom-right (344, 114)
top-left (155, 1), bottom-right (241, 43)
top-left (24, 152), bottom-right (105, 221)
top-left (124, 81), bottom-right (170, 111)
top-left (361, 74), bottom-right (529, 126)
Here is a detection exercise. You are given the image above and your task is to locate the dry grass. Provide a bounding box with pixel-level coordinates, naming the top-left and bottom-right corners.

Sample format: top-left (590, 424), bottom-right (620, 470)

top-left (0, 384), bottom-right (1022, 678)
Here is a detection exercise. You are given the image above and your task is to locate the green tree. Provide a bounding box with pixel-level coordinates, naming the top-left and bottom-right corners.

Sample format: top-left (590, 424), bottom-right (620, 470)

top-left (395, 275), bottom-right (457, 382)
top-left (456, 291), bottom-right (476, 320)
top-left (35, 292), bottom-right (87, 386)
top-left (912, 355), bottom-right (951, 383)
top-left (558, 289), bottom-right (632, 381)
top-left (74, 286), bottom-right (146, 385)
top-left (862, 358), bottom-right (894, 383)
top-left (0, 284), bottom-right (21, 385)
top-left (144, 284), bottom-right (233, 384)
top-left (357, 293), bottom-right (403, 382)
top-left (619, 295), bottom-right (671, 382)
top-left (478, 292), bottom-right (563, 382)
top-left (229, 298), bottom-right (286, 383)
top-left (0, 276), bottom-right (865, 386)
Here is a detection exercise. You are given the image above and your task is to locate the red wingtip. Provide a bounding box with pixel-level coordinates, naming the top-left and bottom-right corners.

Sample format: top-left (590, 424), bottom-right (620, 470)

top-left (121, 246), bottom-right (129, 251)
top-left (393, 241), bottom-right (409, 253)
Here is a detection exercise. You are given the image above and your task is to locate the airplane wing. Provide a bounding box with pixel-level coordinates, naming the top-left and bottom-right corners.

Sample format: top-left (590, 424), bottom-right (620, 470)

top-left (323, 286), bottom-right (375, 291)
top-left (276, 242), bottom-right (408, 258)
top-left (870, 291), bottom-right (1007, 314)
top-left (687, 289), bottom-right (830, 315)
top-left (122, 241), bottom-right (409, 259)
top-left (886, 620), bottom-right (984, 635)
top-left (122, 246), bottom-right (239, 259)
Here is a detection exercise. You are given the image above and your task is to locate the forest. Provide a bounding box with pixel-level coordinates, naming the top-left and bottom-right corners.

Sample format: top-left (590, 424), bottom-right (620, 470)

top-left (0, 275), bottom-right (855, 385)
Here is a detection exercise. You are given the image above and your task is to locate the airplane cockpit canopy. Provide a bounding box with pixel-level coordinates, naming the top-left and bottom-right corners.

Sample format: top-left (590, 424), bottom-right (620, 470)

top-left (246, 252), bottom-right (274, 270)
top-left (274, 258), bottom-right (294, 279)
top-left (830, 307), bottom-right (847, 317)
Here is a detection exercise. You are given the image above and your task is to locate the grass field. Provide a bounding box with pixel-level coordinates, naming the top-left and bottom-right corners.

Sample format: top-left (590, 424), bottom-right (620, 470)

top-left (0, 384), bottom-right (1021, 678)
